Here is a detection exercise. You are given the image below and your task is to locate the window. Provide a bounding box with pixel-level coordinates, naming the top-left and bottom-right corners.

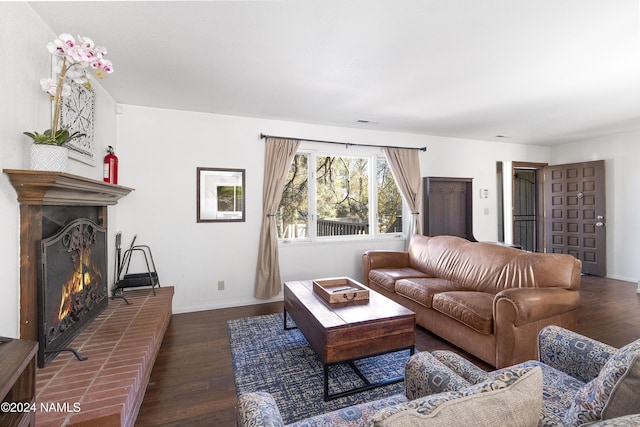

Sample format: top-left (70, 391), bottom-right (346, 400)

top-left (278, 153), bottom-right (309, 239)
top-left (276, 151), bottom-right (404, 241)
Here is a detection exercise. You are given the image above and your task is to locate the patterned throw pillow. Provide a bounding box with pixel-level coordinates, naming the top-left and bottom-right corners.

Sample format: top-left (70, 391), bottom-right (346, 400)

top-left (564, 339), bottom-right (640, 426)
top-left (369, 366), bottom-right (542, 427)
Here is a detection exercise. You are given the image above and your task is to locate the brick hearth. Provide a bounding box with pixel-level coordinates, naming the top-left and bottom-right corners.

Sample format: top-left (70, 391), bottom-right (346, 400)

top-left (35, 286), bottom-right (173, 427)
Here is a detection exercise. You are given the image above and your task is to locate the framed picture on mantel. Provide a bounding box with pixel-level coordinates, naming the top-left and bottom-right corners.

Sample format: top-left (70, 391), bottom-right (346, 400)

top-left (197, 167), bottom-right (245, 222)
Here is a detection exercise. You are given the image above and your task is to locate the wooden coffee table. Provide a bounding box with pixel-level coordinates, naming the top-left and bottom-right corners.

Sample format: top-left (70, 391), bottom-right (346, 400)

top-left (284, 279), bottom-right (416, 401)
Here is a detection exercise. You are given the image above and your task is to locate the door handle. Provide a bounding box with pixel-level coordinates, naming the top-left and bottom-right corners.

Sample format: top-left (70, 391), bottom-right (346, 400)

top-left (596, 222), bottom-right (605, 227)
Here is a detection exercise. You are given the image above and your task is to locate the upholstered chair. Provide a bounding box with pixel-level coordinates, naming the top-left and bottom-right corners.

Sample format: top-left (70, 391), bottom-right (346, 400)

top-left (423, 325), bottom-right (640, 426)
top-left (237, 326), bottom-right (640, 426)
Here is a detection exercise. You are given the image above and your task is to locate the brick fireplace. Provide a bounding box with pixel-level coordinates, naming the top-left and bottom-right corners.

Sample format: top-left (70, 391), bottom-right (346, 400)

top-left (3, 169), bottom-right (133, 344)
top-left (4, 170), bottom-right (174, 426)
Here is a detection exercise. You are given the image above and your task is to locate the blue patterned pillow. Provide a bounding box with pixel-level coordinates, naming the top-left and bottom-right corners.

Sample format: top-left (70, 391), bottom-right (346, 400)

top-left (564, 338), bottom-right (640, 426)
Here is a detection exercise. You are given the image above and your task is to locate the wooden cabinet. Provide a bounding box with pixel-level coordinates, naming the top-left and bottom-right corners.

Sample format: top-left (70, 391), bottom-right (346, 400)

top-left (0, 340), bottom-right (37, 427)
top-left (423, 177), bottom-right (476, 241)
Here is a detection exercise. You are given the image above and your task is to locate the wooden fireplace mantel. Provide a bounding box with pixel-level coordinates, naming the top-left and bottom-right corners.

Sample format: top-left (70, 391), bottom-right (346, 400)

top-left (3, 169), bottom-right (133, 206)
top-left (3, 169), bottom-right (134, 342)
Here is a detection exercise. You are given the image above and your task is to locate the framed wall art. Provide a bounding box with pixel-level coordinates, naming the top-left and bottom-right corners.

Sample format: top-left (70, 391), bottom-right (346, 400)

top-left (197, 167), bottom-right (245, 222)
top-left (59, 83), bottom-right (96, 165)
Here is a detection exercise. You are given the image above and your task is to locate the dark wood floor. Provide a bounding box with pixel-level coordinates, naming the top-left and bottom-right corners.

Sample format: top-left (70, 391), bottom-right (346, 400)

top-left (134, 275), bottom-right (640, 426)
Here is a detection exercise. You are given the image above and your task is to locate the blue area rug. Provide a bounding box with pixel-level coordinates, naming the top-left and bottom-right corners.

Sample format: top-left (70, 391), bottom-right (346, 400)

top-left (228, 312), bottom-right (411, 424)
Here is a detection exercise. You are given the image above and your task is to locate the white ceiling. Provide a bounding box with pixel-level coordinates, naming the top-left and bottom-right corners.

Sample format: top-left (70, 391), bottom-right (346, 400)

top-left (30, 0), bottom-right (640, 146)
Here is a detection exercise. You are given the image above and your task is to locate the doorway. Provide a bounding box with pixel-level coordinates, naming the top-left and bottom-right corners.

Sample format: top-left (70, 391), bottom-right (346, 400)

top-left (513, 169), bottom-right (536, 251)
top-left (512, 162), bottom-right (546, 252)
top-left (498, 160), bottom-right (606, 275)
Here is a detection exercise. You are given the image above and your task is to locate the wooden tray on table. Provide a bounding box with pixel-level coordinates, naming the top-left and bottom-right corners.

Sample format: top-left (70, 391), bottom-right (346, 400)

top-left (312, 277), bottom-right (370, 304)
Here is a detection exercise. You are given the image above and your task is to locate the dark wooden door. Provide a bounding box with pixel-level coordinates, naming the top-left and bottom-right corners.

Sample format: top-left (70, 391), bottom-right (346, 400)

top-left (544, 160), bottom-right (606, 275)
top-left (423, 177), bottom-right (476, 241)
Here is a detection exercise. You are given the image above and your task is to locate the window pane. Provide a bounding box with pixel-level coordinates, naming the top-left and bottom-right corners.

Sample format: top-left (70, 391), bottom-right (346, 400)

top-left (377, 158), bottom-right (403, 233)
top-left (316, 155), bottom-right (369, 236)
top-left (277, 154), bottom-right (309, 239)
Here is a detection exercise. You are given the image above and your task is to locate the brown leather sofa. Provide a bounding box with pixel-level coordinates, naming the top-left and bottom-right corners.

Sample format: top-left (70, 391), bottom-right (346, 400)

top-left (362, 234), bottom-right (582, 368)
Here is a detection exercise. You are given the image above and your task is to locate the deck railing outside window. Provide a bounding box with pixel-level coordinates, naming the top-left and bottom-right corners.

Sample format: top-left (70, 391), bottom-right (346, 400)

top-left (317, 218), bottom-right (369, 236)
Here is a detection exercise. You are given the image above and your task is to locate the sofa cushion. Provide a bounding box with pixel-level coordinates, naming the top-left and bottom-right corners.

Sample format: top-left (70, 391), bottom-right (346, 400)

top-left (368, 268), bottom-right (430, 292)
top-left (395, 278), bottom-right (463, 308)
top-left (564, 338), bottom-right (640, 425)
top-left (369, 366), bottom-right (542, 427)
top-left (432, 291), bottom-right (494, 334)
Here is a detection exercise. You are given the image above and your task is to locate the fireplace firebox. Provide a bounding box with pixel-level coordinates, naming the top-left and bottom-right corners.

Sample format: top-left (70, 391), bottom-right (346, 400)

top-left (38, 218), bottom-right (108, 367)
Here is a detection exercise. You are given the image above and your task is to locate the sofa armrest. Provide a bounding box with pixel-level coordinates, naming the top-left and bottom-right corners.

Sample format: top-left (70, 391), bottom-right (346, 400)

top-left (404, 351), bottom-right (471, 400)
top-left (237, 392), bottom-right (285, 427)
top-left (431, 350), bottom-right (491, 385)
top-left (493, 288), bottom-right (581, 367)
top-left (537, 325), bottom-right (616, 383)
top-left (362, 250), bottom-right (409, 285)
top-left (495, 287), bottom-right (580, 326)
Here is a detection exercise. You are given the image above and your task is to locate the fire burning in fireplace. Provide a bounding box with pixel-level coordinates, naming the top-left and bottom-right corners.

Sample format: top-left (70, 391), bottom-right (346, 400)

top-left (39, 218), bottom-right (108, 367)
top-left (57, 245), bottom-right (97, 322)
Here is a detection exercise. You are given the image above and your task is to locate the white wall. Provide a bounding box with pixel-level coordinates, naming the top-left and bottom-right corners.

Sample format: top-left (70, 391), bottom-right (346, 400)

top-left (0, 3), bottom-right (116, 338)
top-left (423, 137), bottom-right (550, 244)
top-left (551, 131), bottom-right (640, 282)
top-left (116, 104), bottom-right (551, 313)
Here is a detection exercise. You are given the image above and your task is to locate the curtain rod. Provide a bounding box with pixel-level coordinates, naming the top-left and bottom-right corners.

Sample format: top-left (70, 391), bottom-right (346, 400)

top-left (260, 133), bottom-right (427, 152)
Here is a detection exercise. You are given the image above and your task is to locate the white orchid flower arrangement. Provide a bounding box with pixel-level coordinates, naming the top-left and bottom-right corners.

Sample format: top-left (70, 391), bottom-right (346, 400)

top-left (24, 33), bottom-right (114, 146)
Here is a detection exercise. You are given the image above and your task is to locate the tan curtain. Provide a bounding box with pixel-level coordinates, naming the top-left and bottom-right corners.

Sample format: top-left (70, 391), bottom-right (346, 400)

top-left (255, 137), bottom-right (300, 298)
top-left (383, 147), bottom-right (422, 239)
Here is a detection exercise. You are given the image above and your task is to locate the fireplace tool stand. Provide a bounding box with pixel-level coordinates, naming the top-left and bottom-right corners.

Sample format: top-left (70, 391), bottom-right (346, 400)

top-left (112, 232), bottom-right (160, 304)
top-left (111, 232), bottom-right (130, 304)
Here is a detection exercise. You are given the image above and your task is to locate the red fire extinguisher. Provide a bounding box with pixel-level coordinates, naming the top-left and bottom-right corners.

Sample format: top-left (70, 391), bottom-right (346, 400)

top-left (103, 146), bottom-right (118, 184)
